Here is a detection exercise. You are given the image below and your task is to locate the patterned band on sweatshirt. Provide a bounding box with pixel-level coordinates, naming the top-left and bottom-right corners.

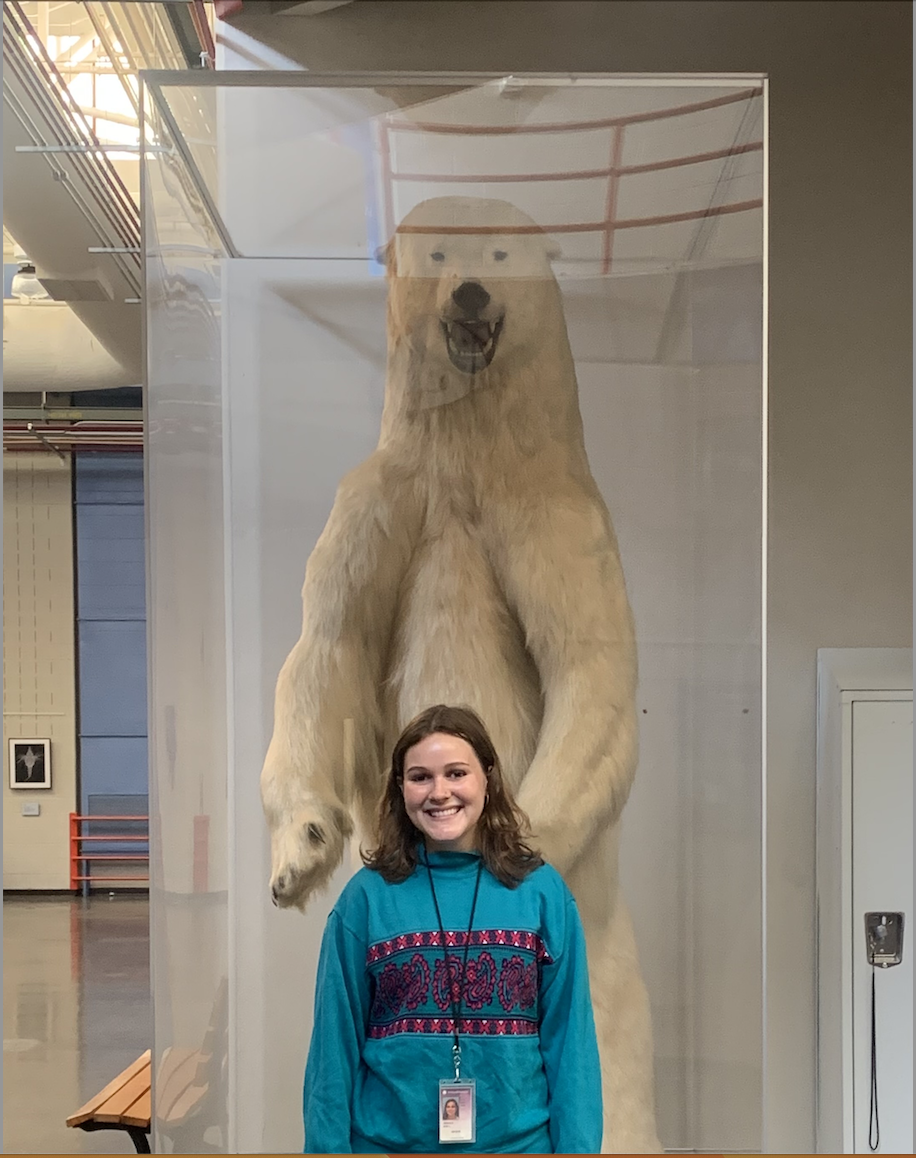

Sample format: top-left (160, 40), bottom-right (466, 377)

top-left (366, 927), bottom-right (553, 966)
top-left (368, 1014), bottom-right (539, 1039)
top-left (367, 931), bottom-right (549, 1031)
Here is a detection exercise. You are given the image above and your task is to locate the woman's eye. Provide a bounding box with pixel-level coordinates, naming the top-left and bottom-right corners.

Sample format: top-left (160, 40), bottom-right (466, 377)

top-left (430, 251), bottom-right (445, 263)
top-left (447, 769), bottom-right (467, 778)
top-left (493, 250), bottom-right (508, 262)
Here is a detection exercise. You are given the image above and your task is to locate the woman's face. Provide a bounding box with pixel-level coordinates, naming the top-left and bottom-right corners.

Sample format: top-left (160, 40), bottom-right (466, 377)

top-left (444, 1099), bottom-right (459, 1120)
top-left (401, 732), bottom-right (487, 853)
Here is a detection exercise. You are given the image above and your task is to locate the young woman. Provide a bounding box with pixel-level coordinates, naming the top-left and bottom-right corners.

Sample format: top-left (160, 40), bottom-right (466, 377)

top-left (303, 704), bottom-right (602, 1154)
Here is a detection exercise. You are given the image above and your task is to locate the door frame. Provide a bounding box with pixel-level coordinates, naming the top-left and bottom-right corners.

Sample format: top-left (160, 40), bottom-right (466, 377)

top-left (815, 647), bottom-right (912, 1153)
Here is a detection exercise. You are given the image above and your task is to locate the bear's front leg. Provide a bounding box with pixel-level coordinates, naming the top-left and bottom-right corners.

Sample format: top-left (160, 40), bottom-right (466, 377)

top-left (488, 489), bottom-right (638, 875)
top-left (262, 764), bottom-right (353, 910)
top-left (261, 642), bottom-right (361, 909)
top-left (261, 454), bottom-right (419, 909)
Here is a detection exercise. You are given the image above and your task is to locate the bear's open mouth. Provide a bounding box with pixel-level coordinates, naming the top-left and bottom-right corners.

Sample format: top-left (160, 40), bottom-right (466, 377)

top-left (440, 317), bottom-right (503, 374)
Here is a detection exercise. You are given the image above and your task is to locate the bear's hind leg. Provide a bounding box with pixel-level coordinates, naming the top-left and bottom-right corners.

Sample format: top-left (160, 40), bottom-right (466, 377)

top-left (588, 897), bottom-right (662, 1153)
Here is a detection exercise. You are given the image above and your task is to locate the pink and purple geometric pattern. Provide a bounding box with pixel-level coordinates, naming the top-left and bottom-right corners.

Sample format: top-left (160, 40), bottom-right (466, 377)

top-left (366, 928), bottom-right (552, 966)
top-left (366, 929), bottom-right (548, 1036)
top-left (367, 1015), bottom-right (539, 1040)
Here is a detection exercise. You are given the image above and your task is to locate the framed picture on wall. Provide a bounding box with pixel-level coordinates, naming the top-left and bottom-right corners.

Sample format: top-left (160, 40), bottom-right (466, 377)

top-left (9, 739), bottom-right (51, 789)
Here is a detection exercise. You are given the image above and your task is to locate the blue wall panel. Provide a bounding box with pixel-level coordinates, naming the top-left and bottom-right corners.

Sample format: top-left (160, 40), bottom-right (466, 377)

top-left (78, 620), bottom-right (148, 737)
top-left (75, 453), bottom-right (148, 816)
top-left (77, 505), bottom-right (146, 620)
top-left (75, 453), bottom-right (145, 504)
top-left (80, 738), bottom-right (149, 799)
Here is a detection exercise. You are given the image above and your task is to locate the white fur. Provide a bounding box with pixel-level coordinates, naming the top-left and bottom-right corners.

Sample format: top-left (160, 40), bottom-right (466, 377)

top-left (261, 197), bottom-right (661, 1152)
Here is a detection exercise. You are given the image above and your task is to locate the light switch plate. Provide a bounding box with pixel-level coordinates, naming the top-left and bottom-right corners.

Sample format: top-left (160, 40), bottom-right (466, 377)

top-left (21, 802), bottom-right (40, 817)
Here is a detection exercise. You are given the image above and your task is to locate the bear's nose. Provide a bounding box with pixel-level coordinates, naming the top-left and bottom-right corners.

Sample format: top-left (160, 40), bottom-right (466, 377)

top-left (452, 281), bottom-right (491, 316)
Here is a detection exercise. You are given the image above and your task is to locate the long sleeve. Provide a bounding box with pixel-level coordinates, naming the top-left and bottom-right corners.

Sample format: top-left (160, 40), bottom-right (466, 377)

top-left (538, 895), bottom-right (603, 1154)
top-left (303, 910), bottom-right (370, 1154)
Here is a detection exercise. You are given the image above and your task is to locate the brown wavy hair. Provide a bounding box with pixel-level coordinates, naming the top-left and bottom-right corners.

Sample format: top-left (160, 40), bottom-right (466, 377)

top-left (362, 704), bottom-right (543, 888)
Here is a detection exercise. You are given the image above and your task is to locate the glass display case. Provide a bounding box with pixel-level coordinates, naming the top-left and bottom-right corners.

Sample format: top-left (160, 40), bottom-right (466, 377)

top-left (142, 71), bottom-right (765, 1154)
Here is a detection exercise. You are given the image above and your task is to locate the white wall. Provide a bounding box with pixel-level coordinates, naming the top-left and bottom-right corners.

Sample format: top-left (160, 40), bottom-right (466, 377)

top-left (3, 454), bottom-right (77, 889)
top-left (215, 3), bottom-right (914, 1152)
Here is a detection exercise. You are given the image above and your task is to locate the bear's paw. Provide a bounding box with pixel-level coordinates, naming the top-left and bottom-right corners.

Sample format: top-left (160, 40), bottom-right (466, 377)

top-left (267, 803), bottom-right (351, 910)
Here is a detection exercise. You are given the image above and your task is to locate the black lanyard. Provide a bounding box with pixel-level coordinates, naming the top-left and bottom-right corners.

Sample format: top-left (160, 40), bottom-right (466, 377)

top-left (422, 849), bottom-right (484, 1079)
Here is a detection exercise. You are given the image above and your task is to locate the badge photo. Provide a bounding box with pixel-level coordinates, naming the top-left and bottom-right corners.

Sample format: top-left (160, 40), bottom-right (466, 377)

top-left (438, 1079), bottom-right (476, 1144)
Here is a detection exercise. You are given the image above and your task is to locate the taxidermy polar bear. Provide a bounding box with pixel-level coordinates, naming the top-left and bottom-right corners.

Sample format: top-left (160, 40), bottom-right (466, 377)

top-left (261, 195), bottom-right (661, 1152)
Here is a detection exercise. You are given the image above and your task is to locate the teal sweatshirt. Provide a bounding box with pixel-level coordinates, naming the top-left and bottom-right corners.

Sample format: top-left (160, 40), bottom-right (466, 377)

top-left (303, 850), bottom-right (602, 1153)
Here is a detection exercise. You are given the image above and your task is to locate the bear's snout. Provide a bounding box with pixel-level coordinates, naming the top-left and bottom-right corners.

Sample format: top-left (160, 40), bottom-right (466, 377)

top-left (440, 280), bottom-right (503, 375)
top-left (452, 280), bottom-right (491, 317)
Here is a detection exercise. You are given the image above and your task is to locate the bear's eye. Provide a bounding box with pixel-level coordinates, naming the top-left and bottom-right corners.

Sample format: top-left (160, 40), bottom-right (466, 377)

top-left (430, 251), bottom-right (445, 263)
top-left (493, 250), bottom-right (508, 262)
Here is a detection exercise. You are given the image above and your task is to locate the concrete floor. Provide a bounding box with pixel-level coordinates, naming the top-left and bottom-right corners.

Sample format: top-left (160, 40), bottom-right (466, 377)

top-left (3, 894), bottom-right (151, 1154)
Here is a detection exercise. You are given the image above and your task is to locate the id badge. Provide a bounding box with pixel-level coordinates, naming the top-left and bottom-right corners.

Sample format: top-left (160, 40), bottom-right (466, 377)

top-left (438, 1079), bottom-right (476, 1144)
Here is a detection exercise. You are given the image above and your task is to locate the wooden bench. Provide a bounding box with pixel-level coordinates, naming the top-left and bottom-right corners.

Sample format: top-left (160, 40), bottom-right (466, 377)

top-left (66, 1045), bottom-right (223, 1154)
top-left (68, 980), bottom-right (228, 1153)
top-left (155, 1041), bottom-right (226, 1152)
top-left (66, 1049), bottom-right (151, 1153)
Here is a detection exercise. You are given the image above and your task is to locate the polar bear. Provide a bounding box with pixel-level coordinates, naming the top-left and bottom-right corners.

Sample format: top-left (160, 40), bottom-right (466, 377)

top-left (261, 196), bottom-right (661, 1152)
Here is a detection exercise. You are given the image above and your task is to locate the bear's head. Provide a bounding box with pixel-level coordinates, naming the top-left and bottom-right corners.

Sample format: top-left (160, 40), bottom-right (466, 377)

top-left (381, 196), bottom-right (563, 386)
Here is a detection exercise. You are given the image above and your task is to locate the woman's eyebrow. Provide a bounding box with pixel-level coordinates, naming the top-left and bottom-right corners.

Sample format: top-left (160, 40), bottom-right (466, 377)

top-left (405, 761), bottom-right (471, 773)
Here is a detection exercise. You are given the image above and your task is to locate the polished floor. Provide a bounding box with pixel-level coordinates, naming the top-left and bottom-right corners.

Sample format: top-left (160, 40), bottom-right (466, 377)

top-left (3, 894), bottom-right (151, 1154)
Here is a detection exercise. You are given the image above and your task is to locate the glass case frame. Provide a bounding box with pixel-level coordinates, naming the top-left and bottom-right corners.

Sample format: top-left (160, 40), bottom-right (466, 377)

top-left (141, 70), bottom-right (767, 1154)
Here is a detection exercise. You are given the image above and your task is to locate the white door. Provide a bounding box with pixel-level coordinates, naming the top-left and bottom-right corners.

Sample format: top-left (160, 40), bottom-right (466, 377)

top-left (851, 696), bottom-right (913, 1153)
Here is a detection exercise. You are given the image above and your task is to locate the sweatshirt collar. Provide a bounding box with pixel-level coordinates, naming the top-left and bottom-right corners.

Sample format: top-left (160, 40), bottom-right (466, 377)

top-left (419, 847), bottom-right (483, 873)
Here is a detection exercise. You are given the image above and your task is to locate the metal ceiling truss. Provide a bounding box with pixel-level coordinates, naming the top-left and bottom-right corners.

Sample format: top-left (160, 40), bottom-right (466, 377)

top-left (3, 391), bottom-right (143, 453)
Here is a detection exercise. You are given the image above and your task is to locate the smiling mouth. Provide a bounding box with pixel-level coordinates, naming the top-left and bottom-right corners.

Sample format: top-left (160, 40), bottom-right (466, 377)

top-left (425, 805), bottom-right (462, 820)
top-left (440, 317), bottom-right (503, 374)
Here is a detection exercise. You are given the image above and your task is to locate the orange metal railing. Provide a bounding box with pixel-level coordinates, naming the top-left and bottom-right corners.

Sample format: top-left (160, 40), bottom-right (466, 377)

top-left (69, 812), bottom-right (150, 891)
top-left (378, 85), bottom-right (764, 275)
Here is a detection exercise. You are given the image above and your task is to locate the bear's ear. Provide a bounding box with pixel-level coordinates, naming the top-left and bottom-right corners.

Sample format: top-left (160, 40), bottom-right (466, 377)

top-left (330, 802), bottom-right (355, 840)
